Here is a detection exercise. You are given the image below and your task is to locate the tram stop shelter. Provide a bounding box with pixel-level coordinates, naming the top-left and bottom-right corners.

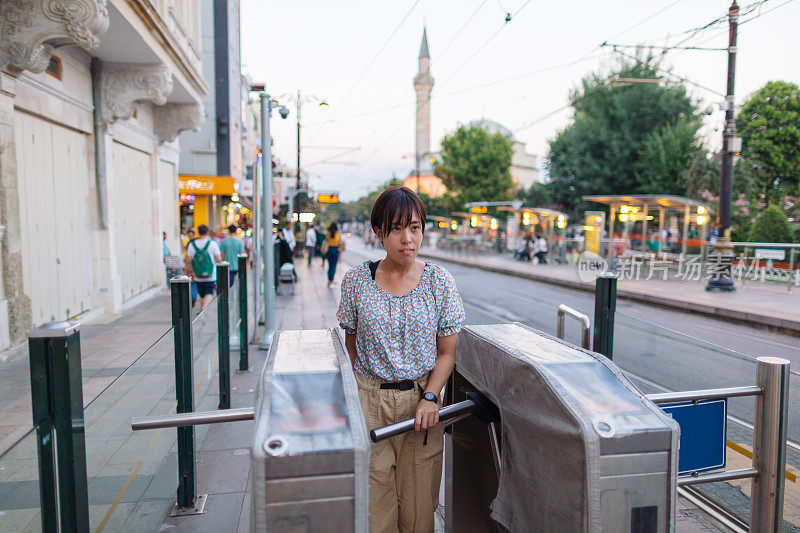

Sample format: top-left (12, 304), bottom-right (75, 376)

top-left (582, 195), bottom-right (711, 257)
top-left (497, 205), bottom-right (569, 253)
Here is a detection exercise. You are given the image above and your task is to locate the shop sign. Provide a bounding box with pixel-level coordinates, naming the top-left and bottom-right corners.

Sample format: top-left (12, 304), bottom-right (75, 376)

top-left (317, 193), bottom-right (339, 204)
top-left (240, 179), bottom-right (254, 196)
top-left (179, 175), bottom-right (237, 195)
top-left (470, 205), bottom-right (488, 214)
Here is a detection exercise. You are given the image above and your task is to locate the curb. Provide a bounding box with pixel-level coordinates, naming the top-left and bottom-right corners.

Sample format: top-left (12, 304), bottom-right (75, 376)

top-left (418, 251), bottom-right (800, 336)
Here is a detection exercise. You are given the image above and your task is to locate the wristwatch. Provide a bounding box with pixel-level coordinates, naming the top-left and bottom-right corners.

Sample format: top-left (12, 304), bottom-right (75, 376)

top-left (422, 392), bottom-right (437, 403)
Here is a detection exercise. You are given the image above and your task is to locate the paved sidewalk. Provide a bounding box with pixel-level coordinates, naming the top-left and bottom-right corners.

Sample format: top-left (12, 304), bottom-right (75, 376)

top-left (0, 291), bottom-right (173, 454)
top-left (418, 246), bottom-right (800, 334)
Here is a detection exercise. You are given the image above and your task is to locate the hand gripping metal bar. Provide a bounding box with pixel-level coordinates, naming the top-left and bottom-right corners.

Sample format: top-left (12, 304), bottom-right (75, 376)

top-left (370, 391), bottom-right (499, 443)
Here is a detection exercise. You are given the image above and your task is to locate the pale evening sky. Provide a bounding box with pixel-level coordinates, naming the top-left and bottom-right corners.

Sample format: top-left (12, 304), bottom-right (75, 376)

top-left (241, 0), bottom-right (800, 201)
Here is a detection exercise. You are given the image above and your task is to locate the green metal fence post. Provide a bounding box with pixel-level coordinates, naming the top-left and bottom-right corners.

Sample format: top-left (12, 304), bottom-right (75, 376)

top-left (170, 275), bottom-right (202, 513)
top-left (27, 321), bottom-right (89, 533)
top-left (216, 262), bottom-right (230, 410)
top-left (237, 252), bottom-right (249, 371)
top-left (593, 272), bottom-right (618, 360)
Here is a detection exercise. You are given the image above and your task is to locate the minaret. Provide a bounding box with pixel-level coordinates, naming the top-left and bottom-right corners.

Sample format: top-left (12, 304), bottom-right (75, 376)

top-left (413, 27), bottom-right (433, 177)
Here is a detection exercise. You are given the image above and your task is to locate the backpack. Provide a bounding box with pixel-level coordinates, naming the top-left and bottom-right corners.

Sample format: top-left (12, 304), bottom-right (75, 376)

top-left (191, 240), bottom-right (214, 278)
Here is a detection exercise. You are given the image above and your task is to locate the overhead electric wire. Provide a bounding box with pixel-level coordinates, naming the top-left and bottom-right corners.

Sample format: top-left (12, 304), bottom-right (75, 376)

top-left (437, 0), bottom-right (536, 91)
top-left (305, 0), bottom-right (422, 145)
top-left (432, 0), bottom-right (491, 66)
top-left (602, 0), bottom-right (687, 43)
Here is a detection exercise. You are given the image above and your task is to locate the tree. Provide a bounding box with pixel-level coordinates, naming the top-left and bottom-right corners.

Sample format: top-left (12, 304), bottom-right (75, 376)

top-left (736, 80), bottom-right (800, 203)
top-left (546, 57), bottom-right (700, 214)
top-left (435, 124), bottom-right (514, 208)
top-left (638, 116), bottom-right (704, 195)
top-left (520, 182), bottom-right (553, 207)
top-left (747, 205), bottom-right (793, 243)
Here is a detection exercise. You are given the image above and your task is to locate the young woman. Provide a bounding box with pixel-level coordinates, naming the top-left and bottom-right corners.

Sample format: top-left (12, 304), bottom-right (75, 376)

top-left (337, 186), bottom-right (465, 532)
top-left (326, 221), bottom-right (342, 288)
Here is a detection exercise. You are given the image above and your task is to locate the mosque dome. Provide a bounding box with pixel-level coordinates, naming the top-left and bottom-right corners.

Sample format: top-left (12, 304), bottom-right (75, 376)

top-left (467, 119), bottom-right (516, 141)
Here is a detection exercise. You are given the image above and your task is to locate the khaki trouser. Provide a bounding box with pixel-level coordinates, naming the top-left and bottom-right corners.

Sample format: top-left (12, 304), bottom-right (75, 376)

top-left (355, 372), bottom-right (444, 533)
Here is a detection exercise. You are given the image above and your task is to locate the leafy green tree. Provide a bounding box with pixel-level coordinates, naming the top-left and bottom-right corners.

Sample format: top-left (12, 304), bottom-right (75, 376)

top-left (520, 182), bottom-right (553, 207)
top-left (435, 124), bottom-right (514, 208)
top-left (736, 81), bottom-right (800, 203)
top-left (546, 58), bottom-right (699, 214)
top-left (747, 205), bottom-right (793, 243)
top-left (638, 116), bottom-right (704, 195)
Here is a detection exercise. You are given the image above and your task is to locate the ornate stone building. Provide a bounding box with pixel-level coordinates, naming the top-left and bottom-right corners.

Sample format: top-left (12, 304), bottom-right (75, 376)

top-left (0, 0), bottom-right (207, 349)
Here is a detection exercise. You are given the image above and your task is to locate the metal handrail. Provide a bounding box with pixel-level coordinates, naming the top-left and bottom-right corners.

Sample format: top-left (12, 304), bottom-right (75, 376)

top-left (556, 304), bottom-right (591, 349)
top-left (644, 357), bottom-right (790, 531)
top-left (646, 385), bottom-right (761, 404)
top-left (131, 407), bottom-right (255, 430)
top-left (677, 468), bottom-right (758, 487)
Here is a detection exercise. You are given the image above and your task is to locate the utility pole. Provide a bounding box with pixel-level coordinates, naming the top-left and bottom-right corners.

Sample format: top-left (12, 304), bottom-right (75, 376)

top-left (259, 93), bottom-right (278, 349)
top-left (706, 0), bottom-right (739, 292)
top-left (295, 89), bottom-right (302, 218)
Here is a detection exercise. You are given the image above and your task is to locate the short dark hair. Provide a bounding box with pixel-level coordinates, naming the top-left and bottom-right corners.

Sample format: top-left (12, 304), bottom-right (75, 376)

top-left (188, 228), bottom-right (195, 234)
top-left (228, 224), bottom-right (237, 233)
top-left (198, 225), bottom-right (209, 236)
top-left (370, 186), bottom-right (426, 237)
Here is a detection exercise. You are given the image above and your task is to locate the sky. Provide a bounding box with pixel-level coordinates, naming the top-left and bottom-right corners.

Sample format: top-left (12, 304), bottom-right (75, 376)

top-left (241, 0), bottom-right (800, 201)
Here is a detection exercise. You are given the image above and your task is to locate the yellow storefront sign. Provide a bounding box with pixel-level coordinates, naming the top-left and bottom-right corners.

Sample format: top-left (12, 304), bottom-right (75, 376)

top-left (178, 175), bottom-right (237, 195)
top-left (584, 212), bottom-right (604, 254)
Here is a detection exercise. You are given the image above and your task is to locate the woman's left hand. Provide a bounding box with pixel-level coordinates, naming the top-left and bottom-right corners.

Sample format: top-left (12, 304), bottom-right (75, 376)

top-left (415, 398), bottom-right (439, 432)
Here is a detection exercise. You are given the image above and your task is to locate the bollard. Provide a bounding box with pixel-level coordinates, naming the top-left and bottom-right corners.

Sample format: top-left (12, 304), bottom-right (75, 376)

top-left (237, 252), bottom-right (249, 371)
top-left (593, 272), bottom-right (617, 360)
top-left (170, 276), bottom-right (206, 514)
top-left (216, 262), bottom-right (230, 410)
top-left (27, 321), bottom-right (89, 533)
top-left (750, 357), bottom-right (790, 532)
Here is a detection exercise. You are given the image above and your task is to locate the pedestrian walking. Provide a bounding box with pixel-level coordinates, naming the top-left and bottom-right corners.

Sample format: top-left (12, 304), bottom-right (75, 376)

top-left (220, 224), bottom-right (245, 286)
top-left (185, 224), bottom-right (222, 310)
top-left (305, 224), bottom-right (316, 266)
top-left (181, 228), bottom-right (199, 306)
top-left (325, 222), bottom-right (342, 288)
top-left (315, 224), bottom-right (326, 267)
top-left (535, 233), bottom-right (548, 264)
top-left (337, 186), bottom-right (464, 532)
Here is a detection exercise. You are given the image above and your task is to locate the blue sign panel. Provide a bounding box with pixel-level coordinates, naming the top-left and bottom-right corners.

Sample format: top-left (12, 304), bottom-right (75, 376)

top-left (660, 399), bottom-right (727, 475)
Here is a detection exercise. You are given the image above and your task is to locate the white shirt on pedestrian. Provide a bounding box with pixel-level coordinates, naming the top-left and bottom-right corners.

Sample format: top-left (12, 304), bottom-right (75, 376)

top-left (305, 227), bottom-right (316, 246)
top-left (282, 227), bottom-right (296, 251)
top-left (187, 237), bottom-right (222, 282)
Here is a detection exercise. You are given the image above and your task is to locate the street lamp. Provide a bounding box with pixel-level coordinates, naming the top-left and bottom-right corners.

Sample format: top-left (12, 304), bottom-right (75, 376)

top-left (278, 91), bottom-right (328, 219)
top-left (258, 93), bottom-right (290, 350)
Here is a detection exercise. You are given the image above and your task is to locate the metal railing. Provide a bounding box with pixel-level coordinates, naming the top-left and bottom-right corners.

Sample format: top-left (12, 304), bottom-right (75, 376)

top-left (645, 356), bottom-right (790, 532)
top-left (5, 262), bottom-right (251, 530)
top-left (556, 304), bottom-right (590, 349)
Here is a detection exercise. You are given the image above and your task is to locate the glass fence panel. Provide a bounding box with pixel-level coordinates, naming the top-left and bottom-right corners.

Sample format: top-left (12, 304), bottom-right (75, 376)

top-left (0, 428), bottom-right (42, 532)
top-left (192, 296), bottom-right (221, 447)
top-left (84, 328), bottom-right (178, 532)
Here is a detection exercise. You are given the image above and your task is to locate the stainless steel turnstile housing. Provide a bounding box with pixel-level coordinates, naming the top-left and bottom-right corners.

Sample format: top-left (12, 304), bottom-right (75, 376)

top-left (445, 323), bottom-right (680, 532)
top-left (250, 329), bottom-right (369, 532)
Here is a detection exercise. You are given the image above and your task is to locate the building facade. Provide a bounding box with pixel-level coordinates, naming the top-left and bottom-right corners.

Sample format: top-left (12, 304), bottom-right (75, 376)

top-left (0, 0), bottom-right (207, 349)
top-left (177, 0), bottom-right (248, 233)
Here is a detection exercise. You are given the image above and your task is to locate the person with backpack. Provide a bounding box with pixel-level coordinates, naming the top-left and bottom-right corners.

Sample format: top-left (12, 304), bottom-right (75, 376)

top-left (185, 224), bottom-right (222, 310)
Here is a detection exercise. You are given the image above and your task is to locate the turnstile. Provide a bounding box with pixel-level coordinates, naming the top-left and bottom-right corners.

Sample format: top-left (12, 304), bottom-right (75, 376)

top-left (250, 329), bottom-right (369, 532)
top-left (444, 323), bottom-right (679, 532)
